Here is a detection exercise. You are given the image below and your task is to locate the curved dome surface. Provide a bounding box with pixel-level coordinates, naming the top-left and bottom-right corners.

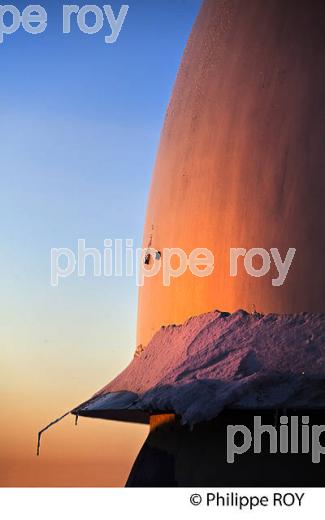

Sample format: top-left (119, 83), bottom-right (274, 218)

top-left (137, 0), bottom-right (325, 346)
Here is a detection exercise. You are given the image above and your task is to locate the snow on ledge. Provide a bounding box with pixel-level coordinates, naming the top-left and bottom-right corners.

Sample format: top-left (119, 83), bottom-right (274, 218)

top-left (75, 309), bottom-right (325, 425)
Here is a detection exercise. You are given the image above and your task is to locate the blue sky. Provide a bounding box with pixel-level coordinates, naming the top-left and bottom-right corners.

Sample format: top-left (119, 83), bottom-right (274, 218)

top-left (0, 0), bottom-right (201, 395)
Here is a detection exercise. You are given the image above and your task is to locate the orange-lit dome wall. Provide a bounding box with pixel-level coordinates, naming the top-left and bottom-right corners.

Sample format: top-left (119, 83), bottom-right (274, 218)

top-left (137, 0), bottom-right (325, 347)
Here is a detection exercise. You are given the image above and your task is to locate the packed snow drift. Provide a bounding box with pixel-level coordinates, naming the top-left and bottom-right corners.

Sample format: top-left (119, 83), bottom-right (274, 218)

top-left (74, 310), bottom-right (325, 425)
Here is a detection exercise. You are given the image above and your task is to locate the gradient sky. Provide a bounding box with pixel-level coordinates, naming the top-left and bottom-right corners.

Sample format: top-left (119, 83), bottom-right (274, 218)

top-left (0, 0), bottom-right (201, 486)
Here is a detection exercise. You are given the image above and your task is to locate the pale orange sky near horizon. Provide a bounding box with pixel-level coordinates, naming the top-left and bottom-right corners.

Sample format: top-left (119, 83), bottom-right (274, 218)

top-left (0, 259), bottom-right (149, 486)
top-left (0, 305), bottom-right (147, 486)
